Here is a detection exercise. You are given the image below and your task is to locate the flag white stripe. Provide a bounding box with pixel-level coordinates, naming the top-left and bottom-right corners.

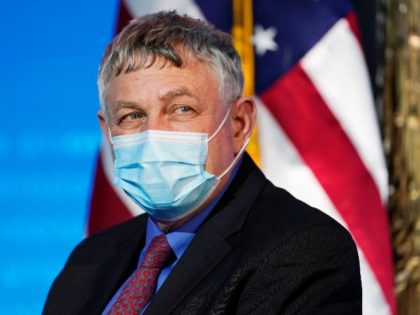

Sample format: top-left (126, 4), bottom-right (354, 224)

top-left (256, 98), bottom-right (347, 227)
top-left (358, 249), bottom-right (392, 315)
top-left (301, 18), bottom-right (388, 203)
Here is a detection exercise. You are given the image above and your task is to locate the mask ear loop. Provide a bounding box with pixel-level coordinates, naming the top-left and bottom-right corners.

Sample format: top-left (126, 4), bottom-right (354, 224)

top-left (217, 136), bottom-right (251, 180)
top-left (207, 107), bottom-right (250, 180)
top-left (207, 108), bottom-right (231, 143)
top-left (108, 128), bottom-right (113, 145)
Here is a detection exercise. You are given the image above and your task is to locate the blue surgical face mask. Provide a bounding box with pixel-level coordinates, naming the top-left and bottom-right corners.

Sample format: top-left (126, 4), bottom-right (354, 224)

top-left (110, 109), bottom-right (249, 222)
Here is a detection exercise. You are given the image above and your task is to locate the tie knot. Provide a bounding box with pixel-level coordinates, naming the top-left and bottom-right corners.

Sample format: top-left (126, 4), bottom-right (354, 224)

top-left (141, 234), bottom-right (174, 268)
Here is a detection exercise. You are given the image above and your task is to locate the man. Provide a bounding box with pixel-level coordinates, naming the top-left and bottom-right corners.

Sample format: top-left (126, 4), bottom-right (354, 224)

top-left (44, 11), bottom-right (362, 315)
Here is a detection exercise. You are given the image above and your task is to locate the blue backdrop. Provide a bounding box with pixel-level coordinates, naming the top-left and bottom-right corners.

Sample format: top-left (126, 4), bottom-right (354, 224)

top-left (0, 1), bottom-right (118, 313)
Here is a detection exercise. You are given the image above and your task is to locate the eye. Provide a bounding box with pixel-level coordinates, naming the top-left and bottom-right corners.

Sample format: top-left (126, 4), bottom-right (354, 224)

top-left (168, 104), bottom-right (198, 122)
top-left (127, 112), bottom-right (142, 120)
top-left (118, 111), bottom-right (145, 128)
top-left (175, 106), bottom-right (193, 113)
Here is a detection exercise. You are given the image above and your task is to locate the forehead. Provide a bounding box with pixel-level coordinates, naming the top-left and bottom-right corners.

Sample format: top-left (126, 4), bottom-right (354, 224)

top-left (103, 56), bottom-right (222, 108)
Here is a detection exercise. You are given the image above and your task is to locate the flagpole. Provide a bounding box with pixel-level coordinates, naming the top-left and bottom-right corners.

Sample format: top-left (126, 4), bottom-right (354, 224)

top-left (232, 0), bottom-right (261, 167)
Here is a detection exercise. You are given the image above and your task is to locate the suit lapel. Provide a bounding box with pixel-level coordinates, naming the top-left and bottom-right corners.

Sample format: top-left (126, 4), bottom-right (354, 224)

top-left (84, 215), bottom-right (148, 314)
top-left (145, 154), bottom-right (267, 315)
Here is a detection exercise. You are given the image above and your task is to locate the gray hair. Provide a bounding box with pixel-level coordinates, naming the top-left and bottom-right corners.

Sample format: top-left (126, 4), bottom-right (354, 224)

top-left (98, 11), bottom-right (244, 112)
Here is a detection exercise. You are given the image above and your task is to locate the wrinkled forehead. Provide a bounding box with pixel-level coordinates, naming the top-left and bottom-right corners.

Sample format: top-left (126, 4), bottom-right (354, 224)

top-left (101, 50), bottom-right (223, 109)
top-left (109, 44), bottom-right (219, 81)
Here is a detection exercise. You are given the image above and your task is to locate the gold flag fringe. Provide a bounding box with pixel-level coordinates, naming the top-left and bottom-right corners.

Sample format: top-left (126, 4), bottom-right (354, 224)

top-left (232, 0), bottom-right (262, 167)
top-left (385, 1), bottom-right (420, 314)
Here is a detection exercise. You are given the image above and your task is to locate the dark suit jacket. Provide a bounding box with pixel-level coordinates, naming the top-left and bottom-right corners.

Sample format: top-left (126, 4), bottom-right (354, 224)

top-left (43, 154), bottom-right (362, 314)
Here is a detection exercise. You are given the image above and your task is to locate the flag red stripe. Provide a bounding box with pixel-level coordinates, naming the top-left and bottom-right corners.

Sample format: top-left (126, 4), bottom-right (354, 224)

top-left (115, 0), bottom-right (132, 34)
top-left (345, 12), bottom-right (362, 45)
top-left (260, 64), bottom-right (395, 313)
top-left (88, 152), bottom-right (133, 235)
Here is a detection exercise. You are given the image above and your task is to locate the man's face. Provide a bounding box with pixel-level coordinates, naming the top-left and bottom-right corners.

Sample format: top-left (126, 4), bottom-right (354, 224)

top-left (101, 56), bottom-right (236, 181)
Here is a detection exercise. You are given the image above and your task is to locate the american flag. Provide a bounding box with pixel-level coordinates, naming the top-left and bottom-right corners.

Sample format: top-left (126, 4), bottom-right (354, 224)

top-left (88, 1), bottom-right (395, 314)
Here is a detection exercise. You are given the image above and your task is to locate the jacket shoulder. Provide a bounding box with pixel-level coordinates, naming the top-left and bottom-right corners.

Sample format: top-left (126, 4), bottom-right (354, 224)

top-left (244, 180), bottom-right (357, 256)
top-left (62, 214), bottom-right (147, 267)
top-left (233, 181), bottom-right (362, 313)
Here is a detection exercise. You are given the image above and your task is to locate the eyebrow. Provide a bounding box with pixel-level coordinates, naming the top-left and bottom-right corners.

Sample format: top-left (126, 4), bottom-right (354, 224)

top-left (110, 86), bottom-right (198, 114)
top-left (159, 87), bottom-right (197, 102)
top-left (110, 101), bottom-right (144, 119)
top-left (114, 101), bottom-right (140, 110)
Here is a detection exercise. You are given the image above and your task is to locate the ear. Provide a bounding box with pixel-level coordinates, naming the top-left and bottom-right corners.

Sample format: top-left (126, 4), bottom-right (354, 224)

top-left (230, 96), bottom-right (256, 155)
top-left (98, 110), bottom-right (112, 144)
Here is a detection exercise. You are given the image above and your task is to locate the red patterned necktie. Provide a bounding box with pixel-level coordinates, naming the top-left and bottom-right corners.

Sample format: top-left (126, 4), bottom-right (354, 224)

top-left (108, 234), bottom-right (174, 315)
